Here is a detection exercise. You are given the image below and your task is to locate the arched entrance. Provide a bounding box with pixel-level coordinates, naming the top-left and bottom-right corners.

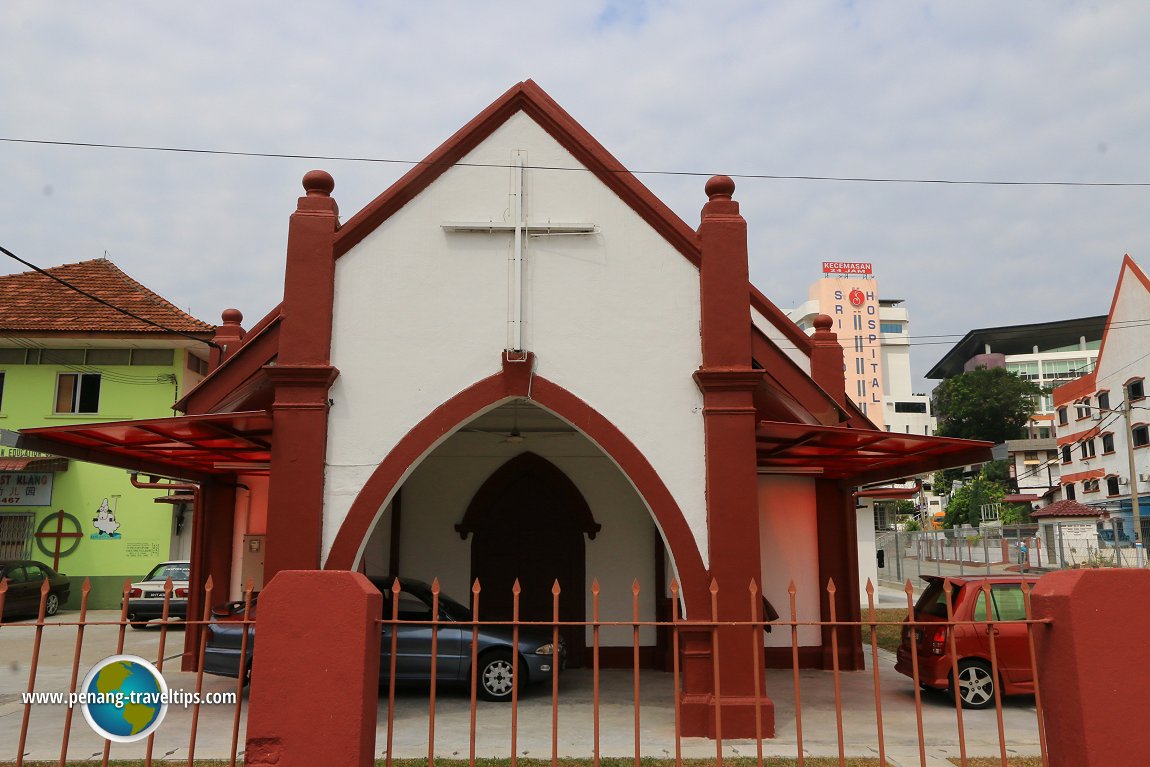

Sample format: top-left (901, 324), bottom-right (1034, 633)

top-left (456, 452), bottom-right (600, 666)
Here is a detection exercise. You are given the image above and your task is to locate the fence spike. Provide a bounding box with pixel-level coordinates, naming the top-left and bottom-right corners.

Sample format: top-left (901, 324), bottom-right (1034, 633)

top-left (82, 577), bottom-right (91, 595)
top-left (591, 578), bottom-right (600, 595)
top-left (552, 579), bottom-right (561, 596)
top-left (632, 578), bottom-right (641, 595)
top-left (787, 579), bottom-right (797, 596)
top-left (41, 576), bottom-right (50, 595)
top-left (709, 577), bottom-right (719, 595)
top-left (472, 578), bottom-right (481, 595)
top-left (669, 579), bottom-right (679, 598)
top-left (204, 574), bottom-right (214, 590)
top-left (164, 576), bottom-right (173, 595)
top-left (512, 578), bottom-right (521, 595)
top-left (431, 577), bottom-right (441, 594)
top-left (748, 578), bottom-right (759, 597)
top-left (865, 578), bottom-right (874, 596)
top-left (826, 578), bottom-right (837, 595)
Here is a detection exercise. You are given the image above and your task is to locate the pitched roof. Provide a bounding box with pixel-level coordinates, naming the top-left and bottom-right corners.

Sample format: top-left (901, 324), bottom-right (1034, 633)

top-left (0, 259), bottom-right (213, 336)
top-left (1029, 499), bottom-right (1105, 518)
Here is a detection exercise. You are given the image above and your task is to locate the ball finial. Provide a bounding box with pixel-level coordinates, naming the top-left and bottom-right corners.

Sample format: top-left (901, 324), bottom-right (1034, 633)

top-left (705, 175), bottom-right (735, 201)
top-left (221, 308), bottom-right (244, 325)
top-left (813, 314), bottom-right (834, 333)
top-left (302, 170), bottom-right (335, 197)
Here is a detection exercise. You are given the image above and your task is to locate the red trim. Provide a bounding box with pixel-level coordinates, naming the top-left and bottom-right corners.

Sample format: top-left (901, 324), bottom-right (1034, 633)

top-left (1054, 255), bottom-right (1148, 408)
top-left (333, 81), bottom-right (700, 265)
top-left (325, 353), bottom-right (710, 613)
top-left (1057, 425), bottom-right (1101, 446)
top-left (178, 312), bottom-right (282, 414)
top-left (1060, 468), bottom-right (1105, 483)
top-left (750, 284), bottom-right (812, 355)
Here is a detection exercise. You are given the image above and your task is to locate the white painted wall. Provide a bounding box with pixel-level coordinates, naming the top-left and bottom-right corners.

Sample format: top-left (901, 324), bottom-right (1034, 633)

top-left (323, 111), bottom-right (706, 571)
top-left (360, 427), bottom-right (657, 646)
top-left (855, 507), bottom-right (878, 602)
top-left (758, 475), bottom-right (821, 647)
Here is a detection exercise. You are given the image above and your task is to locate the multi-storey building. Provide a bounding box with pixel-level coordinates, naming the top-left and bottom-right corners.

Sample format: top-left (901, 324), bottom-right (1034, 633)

top-left (1052, 255), bottom-right (1150, 543)
top-left (788, 267), bottom-right (937, 436)
top-left (926, 315), bottom-right (1106, 509)
top-left (0, 259), bottom-right (214, 607)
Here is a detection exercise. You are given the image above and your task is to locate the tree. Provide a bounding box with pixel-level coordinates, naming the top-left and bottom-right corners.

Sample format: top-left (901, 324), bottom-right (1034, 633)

top-left (943, 475), bottom-right (1007, 528)
top-left (933, 366), bottom-right (1044, 443)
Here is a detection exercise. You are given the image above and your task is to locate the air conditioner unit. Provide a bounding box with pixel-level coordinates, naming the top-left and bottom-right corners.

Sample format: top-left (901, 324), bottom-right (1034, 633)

top-left (1141, 474), bottom-right (1150, 483)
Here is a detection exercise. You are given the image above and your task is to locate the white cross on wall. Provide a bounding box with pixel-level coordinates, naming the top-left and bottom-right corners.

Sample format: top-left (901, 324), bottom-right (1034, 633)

top-left (442, 151), bottom-right (596, 353)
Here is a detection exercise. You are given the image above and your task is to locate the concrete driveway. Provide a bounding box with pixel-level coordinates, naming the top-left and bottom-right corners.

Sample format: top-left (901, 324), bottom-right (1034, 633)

top-left (2, 610), bottom-right (1043, 766)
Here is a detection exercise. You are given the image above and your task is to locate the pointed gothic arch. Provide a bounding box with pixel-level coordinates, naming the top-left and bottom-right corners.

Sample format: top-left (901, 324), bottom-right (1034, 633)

top-left (324, 353), bottom-right (710, 616)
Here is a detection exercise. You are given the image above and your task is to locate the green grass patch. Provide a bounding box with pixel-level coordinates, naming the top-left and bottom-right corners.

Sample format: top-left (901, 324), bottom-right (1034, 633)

top-left (860, 607), bottom-right (907, 653)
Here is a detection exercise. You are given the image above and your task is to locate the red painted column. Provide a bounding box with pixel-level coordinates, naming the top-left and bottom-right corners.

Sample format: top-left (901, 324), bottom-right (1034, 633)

top-left (244, 571), bottom-right (381, 767)
top-left (682, 176), bottom-right (770, 738)
top-left (1031, 569), bottom-right (1150, 767)
top-left (183, 481), bottom-right (234, 671)
top-left (809, 314), bottom-right (846, 423)
top-left (209, 308), bottom-right (246, 369)
top-left (263, 171), bottom-right (340, 577)
top-left (815, 480), bottom-right (864, 671)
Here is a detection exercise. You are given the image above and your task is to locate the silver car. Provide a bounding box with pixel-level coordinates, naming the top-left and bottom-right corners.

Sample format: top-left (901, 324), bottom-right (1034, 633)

top-left (202, 576), bottom-right (566, 701)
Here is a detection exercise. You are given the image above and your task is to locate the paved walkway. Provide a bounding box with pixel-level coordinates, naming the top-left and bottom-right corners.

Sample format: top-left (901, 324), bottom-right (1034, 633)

top-left (2, 609), bottom-right (1044, 764)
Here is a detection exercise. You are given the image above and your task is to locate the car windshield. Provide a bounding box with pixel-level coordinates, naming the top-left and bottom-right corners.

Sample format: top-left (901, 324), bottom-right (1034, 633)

top-left (146, 563), bottom-right (190, 581)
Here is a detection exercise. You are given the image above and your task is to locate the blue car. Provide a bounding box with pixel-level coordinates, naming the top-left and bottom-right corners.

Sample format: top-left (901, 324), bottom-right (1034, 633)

top-left (202, 576), bottom-right (565, 701)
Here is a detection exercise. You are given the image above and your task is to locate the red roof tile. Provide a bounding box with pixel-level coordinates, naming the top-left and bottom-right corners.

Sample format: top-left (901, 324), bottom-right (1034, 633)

top-left (1029, 499), bottom-right (1105, 518)
top-left (0, 259), bottom-right (213, 335)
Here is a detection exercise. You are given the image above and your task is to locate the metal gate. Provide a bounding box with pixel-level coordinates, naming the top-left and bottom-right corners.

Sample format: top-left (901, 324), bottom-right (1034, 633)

top-left (0, 512), bottom-right (33, 559)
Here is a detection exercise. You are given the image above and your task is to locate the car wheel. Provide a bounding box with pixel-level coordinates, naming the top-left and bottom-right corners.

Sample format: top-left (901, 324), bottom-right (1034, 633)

top-left (476, 650), bottom-right (519, 702)
top-left (129, 616), bottom-right (147, 630)
top-left (44, 592), bottom-right (60, 617)
top-left (953, 660), bottom-right (996, 709)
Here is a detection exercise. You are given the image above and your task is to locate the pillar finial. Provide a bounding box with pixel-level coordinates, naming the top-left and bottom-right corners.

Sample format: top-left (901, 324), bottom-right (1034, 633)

top-left (705, 175), bottom-right (735, 201)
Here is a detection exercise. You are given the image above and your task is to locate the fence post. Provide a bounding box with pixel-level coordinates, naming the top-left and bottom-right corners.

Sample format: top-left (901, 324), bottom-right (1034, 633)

top-left (1031, 569), bottom-right (1150, 766)
top-left (244, 570), bottom-right (382, 767)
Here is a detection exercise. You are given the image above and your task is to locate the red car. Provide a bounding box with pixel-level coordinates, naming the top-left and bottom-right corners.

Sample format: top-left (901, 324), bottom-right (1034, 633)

top-left (894, 574), bottom-right (1040, 709)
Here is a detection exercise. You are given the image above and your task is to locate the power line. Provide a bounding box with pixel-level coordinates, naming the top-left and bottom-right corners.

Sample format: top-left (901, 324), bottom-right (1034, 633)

top-left (0, 244), bottom-right (221, 351)
top-left (3, 136), bottom-right (1149, 188)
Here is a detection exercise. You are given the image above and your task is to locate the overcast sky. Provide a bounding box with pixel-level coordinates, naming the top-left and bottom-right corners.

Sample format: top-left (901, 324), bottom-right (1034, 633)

top-left (2, 2), bottom-right (1147, 390)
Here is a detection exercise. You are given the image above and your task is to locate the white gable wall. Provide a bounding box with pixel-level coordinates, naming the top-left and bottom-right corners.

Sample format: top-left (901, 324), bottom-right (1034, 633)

top-left (322, 112), bottom-right (707, 569)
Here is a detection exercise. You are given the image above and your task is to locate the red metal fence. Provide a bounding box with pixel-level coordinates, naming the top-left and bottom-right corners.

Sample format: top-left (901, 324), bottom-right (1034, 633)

top-left (6, 569), bottom-right (1146, 766)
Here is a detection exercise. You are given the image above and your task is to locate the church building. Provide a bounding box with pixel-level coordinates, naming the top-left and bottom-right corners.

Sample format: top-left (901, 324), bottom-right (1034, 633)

top-left (14, 81), bottom-right (990, 737)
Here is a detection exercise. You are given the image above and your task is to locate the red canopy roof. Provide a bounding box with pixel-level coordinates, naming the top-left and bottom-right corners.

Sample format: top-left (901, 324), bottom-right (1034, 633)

top-left (756, 421), bottom-right (992, 485)
top-left (15, 411), bottom-right (273, 482)
top-left (13, 412), bottom-right (990, 487)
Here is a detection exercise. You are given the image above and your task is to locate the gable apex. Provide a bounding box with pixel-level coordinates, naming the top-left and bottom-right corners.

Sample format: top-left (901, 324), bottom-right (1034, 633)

top-left (333, 80), bottom-right (700, 263)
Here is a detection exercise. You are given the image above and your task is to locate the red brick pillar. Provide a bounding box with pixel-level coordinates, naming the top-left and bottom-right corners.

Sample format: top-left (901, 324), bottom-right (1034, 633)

top-left (1030, 569), bottom-right (1150, 767)
top-left (684, 175), bottom-right (770, 738)
top-left (264, 171), bottom-right (340, 576)
top-left (245, 570), bottom-right (381, 767)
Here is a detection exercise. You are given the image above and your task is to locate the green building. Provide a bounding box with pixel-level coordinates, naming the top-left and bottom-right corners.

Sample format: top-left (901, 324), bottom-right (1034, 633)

top-left (0, 259), bottom-right (214, 608)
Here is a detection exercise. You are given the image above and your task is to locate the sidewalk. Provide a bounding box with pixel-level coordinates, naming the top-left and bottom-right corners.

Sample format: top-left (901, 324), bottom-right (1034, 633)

top-left (2, 611), bottom-right (1043, 763)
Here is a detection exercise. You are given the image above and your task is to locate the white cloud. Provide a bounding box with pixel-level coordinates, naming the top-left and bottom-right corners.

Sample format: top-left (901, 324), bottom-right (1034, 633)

top-left (1, 1), bottom-right (1147, 388)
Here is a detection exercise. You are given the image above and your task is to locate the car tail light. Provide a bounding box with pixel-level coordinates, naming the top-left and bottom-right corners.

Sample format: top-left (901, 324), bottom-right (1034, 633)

top-left (175, 587), bottom-right (189, 598)
top-left (927, 625), bottom-right (948, 655)
top-left (129, 588), bottom-right (143, 598)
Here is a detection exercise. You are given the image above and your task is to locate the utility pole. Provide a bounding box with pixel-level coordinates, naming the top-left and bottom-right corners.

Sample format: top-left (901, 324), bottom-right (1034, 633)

top-left (1124, 398), bottom-right (1143, 552)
